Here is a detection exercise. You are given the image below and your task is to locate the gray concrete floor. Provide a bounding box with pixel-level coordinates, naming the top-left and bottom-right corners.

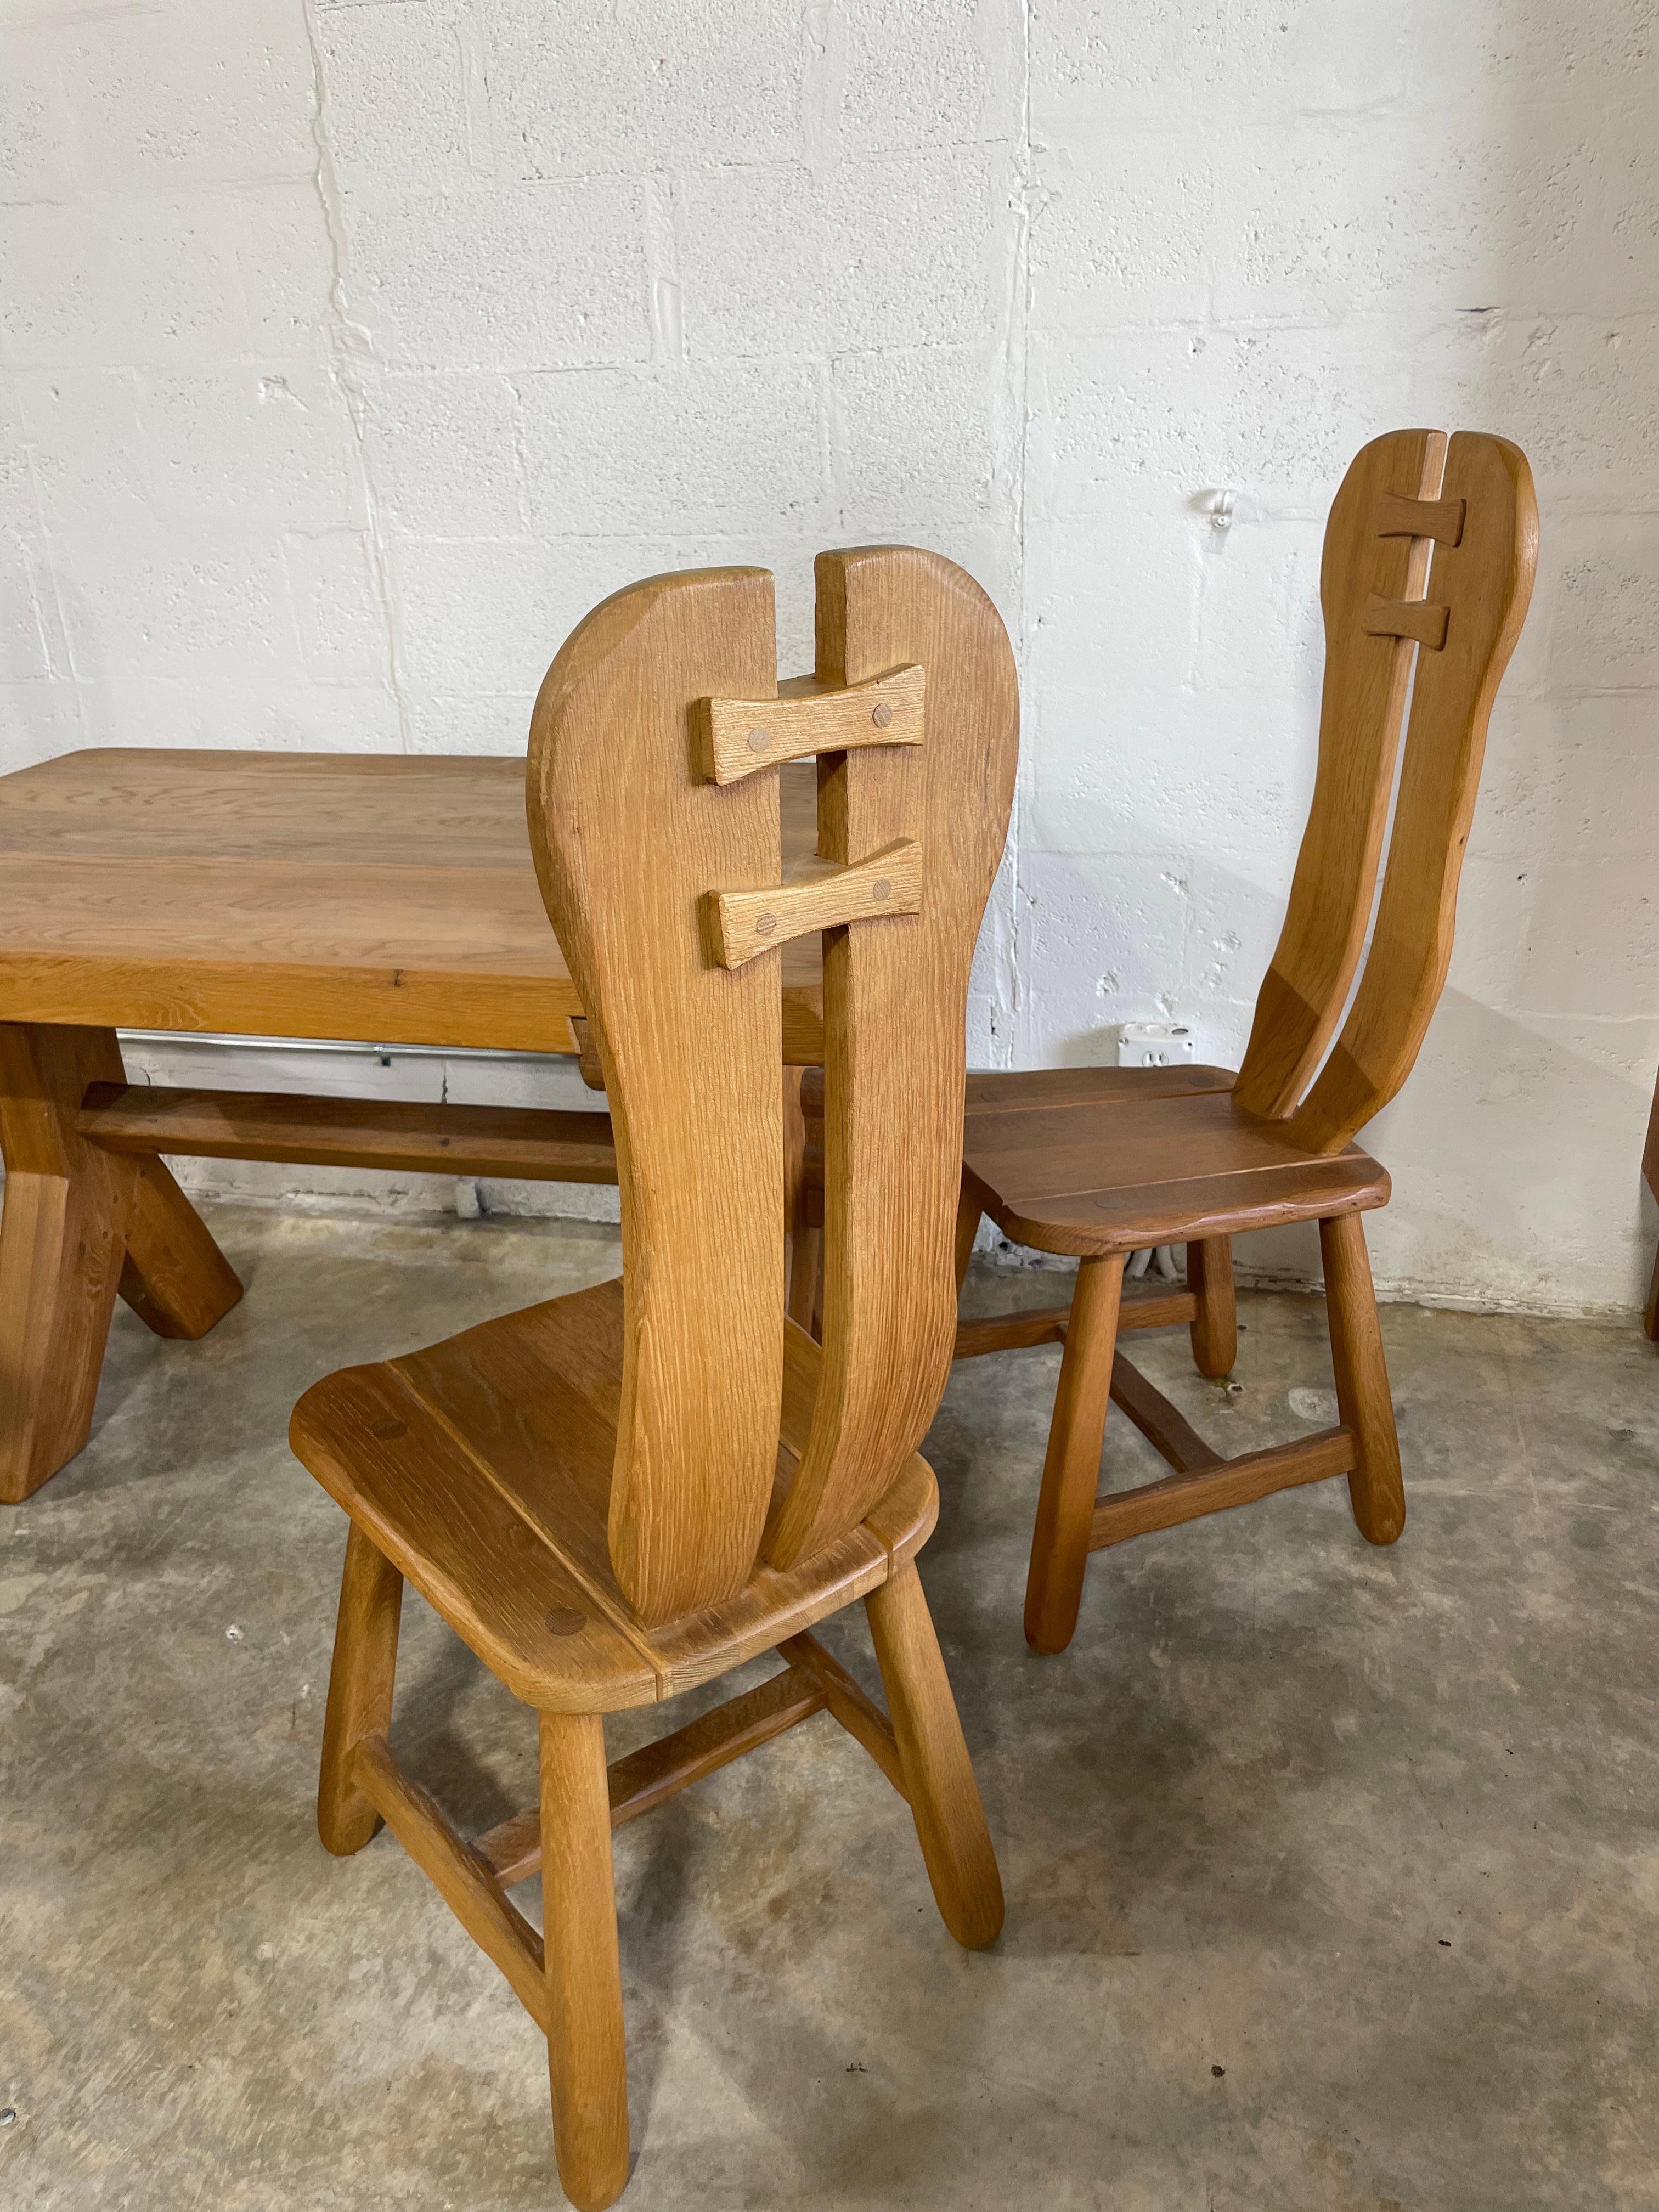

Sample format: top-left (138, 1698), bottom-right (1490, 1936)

top-left (3, 1205), bottom-right (1657, 2211)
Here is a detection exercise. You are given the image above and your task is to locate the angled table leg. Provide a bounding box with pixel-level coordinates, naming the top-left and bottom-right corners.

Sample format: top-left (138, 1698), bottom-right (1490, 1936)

top-left (120, 1156), bottom-right (243, 1341)
top-left (0, 1023), bottom-right (240, 1503)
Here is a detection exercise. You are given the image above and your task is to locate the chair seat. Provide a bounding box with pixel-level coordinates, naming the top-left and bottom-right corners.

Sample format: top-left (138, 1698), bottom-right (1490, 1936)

top-left (289, 1277), bottom-right (938, 1714)
top-left (962, 1067), bottom-right (1389, 1256)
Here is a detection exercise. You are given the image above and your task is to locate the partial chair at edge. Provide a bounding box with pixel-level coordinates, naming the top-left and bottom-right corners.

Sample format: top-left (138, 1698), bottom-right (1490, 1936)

top-left (287, 547), bottom-right (1019, 2209)
top-left (952, 428), bottom-right (1538, 1655)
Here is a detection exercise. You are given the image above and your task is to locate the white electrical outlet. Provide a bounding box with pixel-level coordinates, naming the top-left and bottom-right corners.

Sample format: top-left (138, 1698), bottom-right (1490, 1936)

top-left (1116, 1022), bottom-right (1195, 1069)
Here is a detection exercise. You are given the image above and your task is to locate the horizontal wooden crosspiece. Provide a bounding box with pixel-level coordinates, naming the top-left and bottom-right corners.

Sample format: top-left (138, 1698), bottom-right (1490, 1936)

top-left (705, 838), bottom-right (923, 970)
top-left (695, 664), bottom-right (924, 785)
top-left (1359, 591), bottom-right (1449, 650)
top-left (1375, 492), bottom-right (1466, 545)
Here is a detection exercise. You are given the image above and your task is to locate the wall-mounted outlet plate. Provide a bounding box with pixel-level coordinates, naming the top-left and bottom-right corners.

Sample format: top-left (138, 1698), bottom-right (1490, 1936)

top-left (1117, 1022), bottom-right (1195, 1069)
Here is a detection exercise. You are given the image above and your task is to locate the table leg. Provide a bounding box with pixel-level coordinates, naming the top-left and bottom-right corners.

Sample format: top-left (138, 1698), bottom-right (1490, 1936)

top-left (783, 1065), bottom-right (823, 1337)
top-left (0, 1024), bottom-right (239, 1503)
top-left (121, 1157), bottom-right (244, 1341)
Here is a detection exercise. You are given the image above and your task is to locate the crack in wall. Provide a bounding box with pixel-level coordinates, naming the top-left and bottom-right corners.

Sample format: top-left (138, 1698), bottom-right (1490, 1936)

top-left (298, 0), bottom-right (412, 753)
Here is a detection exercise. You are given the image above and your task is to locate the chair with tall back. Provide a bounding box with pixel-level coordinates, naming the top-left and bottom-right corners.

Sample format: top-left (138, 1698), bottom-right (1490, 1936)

top-left (953, 429), bottom-right (1537, 1655)
top-left (287, 547), bottom-right (1019, 2210)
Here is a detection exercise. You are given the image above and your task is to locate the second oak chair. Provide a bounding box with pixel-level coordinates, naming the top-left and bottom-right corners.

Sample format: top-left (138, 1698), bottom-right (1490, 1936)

top-left (955, 428), bottom-right (1538, 1654)
top-left (287, 548), bottom-right (1019, 2210)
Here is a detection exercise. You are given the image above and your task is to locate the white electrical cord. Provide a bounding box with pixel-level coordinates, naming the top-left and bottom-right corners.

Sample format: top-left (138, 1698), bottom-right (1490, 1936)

top-left (1126, 1245), bottom-right (1182, 1281)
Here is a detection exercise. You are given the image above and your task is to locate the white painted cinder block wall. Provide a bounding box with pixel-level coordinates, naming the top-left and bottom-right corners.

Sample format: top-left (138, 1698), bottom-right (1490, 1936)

top-left (1, 1), bottom-right (1655, 1313)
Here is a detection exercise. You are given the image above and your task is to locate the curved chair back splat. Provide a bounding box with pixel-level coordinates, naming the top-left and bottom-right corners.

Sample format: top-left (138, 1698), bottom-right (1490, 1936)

top-left (527, 551), bottom-right (1018, 1626)
top-left (1235, 430), bottom-right (1538, 1150)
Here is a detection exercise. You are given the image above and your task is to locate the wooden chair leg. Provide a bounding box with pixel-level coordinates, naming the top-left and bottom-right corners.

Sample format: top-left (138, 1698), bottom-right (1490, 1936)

top-left (1023, 1253), bottom-right (1125, 1654)
top-left (1319, 1212), bottom-right (1405, 1545)
top-left (865, 1561), bottom-right (1003, 1950)
top-left (953, 1178), bottom-right (980, 1295)
top-left (0, 1024), bottom-right (138, 1504)
top-left (1645, 1237), bottom-right (1659, 1343)
top-left (1186, 1235), bottom-right (1236, 1379)
top-left (119, 1158), bottom-right (244, 1341)
top-left (539, 1710), bottom-right (630, 2212)
top-left (318, 1522), bottom-right (404, 1855)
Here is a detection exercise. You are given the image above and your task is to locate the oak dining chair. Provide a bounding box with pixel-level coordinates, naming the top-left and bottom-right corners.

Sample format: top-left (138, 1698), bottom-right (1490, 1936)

top-left (287, 547), bottom-right (1019, 2209)
top-left (951, 429), bottom-right (1537, 1655)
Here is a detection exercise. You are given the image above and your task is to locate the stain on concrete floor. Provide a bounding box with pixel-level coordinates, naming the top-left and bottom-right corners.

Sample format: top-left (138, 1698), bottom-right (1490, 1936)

top-left (2, 1206), bottom-right (1656, 2209)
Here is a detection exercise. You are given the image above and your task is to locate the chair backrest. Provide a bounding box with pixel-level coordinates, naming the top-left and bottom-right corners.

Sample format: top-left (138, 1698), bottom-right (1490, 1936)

top-left (1233, 429), bottom-right (1538, 1153)
top-left (527, 550), bottom-right (1018, 1626)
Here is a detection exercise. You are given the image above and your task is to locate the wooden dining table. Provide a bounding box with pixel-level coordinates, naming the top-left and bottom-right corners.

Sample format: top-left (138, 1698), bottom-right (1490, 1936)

top-left (0, 747), bottom-right (828, 1505)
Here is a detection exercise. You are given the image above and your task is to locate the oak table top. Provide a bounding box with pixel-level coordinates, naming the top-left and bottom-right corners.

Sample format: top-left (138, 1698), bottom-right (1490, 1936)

top-left (0, 748), bottom-right (827, 1061)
